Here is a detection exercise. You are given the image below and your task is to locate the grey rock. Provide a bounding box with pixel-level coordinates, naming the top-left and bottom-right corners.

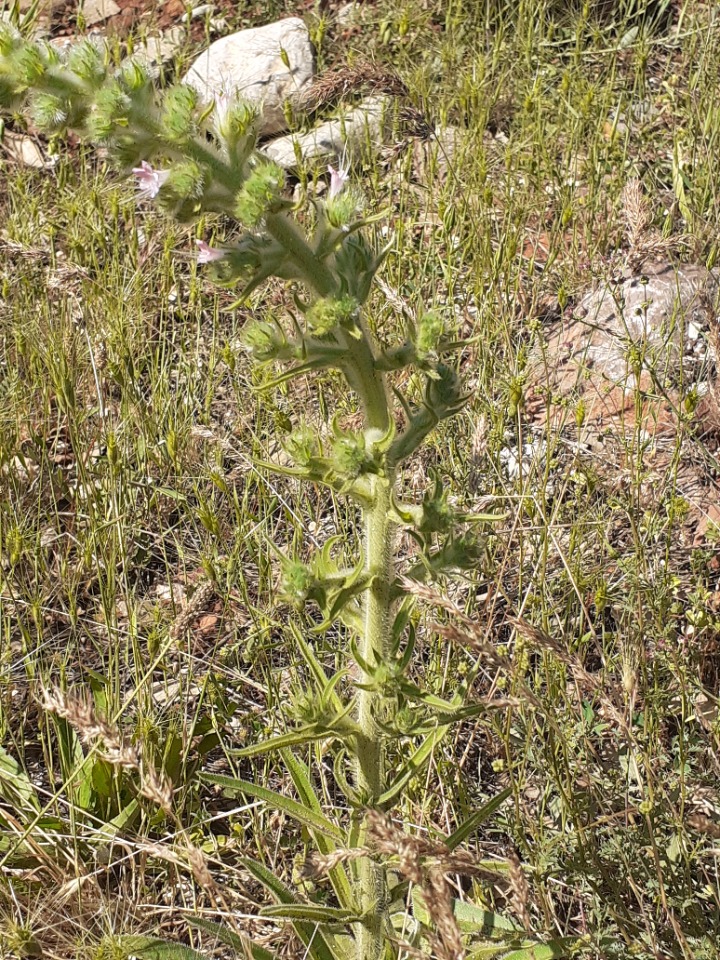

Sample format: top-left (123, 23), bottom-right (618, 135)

top-left (570, 262), bottom-right (718, 387)
top-left (182, 18), bottom-right (315, 137)
top-left (262, 96), bottom-right (392, 171)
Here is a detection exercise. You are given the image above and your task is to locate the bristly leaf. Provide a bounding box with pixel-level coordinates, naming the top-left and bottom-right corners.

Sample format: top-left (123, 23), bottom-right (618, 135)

top-left (188, 918), bottom-right (278, 960)
top-left (445, 787), bottom-right (513, 851)
top-left (241, 857), bottom-right (345, 960)
top-left (200, 773), bottom-right (344, 842)
top-left (117, 937), bottom-right (208, 960)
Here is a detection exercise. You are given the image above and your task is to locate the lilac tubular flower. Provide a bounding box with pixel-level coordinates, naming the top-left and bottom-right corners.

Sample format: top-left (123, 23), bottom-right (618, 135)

top-left (195, 239), bottom-right (226, 264)
top-left (132, 161), bottom-right (170, 200)
top-left (328, 162), bottom-right (349, 200)
top-left (212, 90), bottom-right (232, 132)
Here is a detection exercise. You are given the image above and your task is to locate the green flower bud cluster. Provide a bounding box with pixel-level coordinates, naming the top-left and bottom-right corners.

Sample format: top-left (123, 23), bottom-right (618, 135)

top-left (234, 161), bottom-right (286, 226)
top-left (326, 185), bottom-right (363, 229)
top-left (306, 295), bottom-right (358, 336)
top-left (213, 95), bottom-right (258, 165)
top-left (160, 84), bottom-right (199, 143)
top-left (243, 317), bottom-right (298, 363)
top-left (424, 362), bottom-right (466, 420)
top-left (281, 560), bottom-right (324, 609)
top-left (330, 428), bottom-right (380, 480)
top-left (284, 426), bottom-right (323, 469)
top-left (289, 681), bottom-right (358, 738)
top-left (334, 232), bottom-right (384, 303)
top-left (417, 475), bottom-right (454, 535)
top-left (414, 310), bottom-right (444, 360)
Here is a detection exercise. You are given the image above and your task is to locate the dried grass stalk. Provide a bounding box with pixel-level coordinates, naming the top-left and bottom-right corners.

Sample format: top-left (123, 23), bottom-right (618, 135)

top-left (41, 687), bottom-right (173, 815)
top-left (169, 580), bottom-right (216, 642)
top-left (622, 178), bottom-right (682, 269)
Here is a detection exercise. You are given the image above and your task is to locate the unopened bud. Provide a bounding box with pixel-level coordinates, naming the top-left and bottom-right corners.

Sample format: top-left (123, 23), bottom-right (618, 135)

top-left (284, 426), bottom-right (322, 467)
top-left (15, 44), bottom-right (47, 85)
top-left (425, 363), bottom-right (464, 417)
top-left (30, 92), bottom-right (68, 132)
top-left (234, 161), bottom-right (285, 226)
top-left (119, 57), bottom-right (151, 93)
top-left (0, 23), bottom-right (21, 57)
top-left (281, 561), bottom-right (319, 609)
top-left (67, 40), bottom-right (106, 84)
top-left (326, 186), bottom-right (363, 228)
top-left (162, 160), bottom-right (204, 200)
top-left (331, 433), bottom-right (367, 478)
top-left (160, 83), bottom-right (199, 143)
top-left (243, 319), bottom-right (289, 361)
top-left (415, 310), bottom-right (443, 359)
top-left (87, 81), bottom-right (130, 140)
top-left (306, 295), bottom-right (358, 336)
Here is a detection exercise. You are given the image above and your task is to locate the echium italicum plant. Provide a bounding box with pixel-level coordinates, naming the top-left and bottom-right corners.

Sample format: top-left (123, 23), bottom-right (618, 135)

top-left (0, 25), bottom-right (511, 960)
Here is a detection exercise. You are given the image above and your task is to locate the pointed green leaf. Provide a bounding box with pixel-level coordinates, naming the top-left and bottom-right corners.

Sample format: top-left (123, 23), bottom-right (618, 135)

top-left (378, 725), bottom-right (450, 808)
top-left (188, 917), bottom-right (277, 960)
top-left (118, 936), bottom-right (207, 960)
top-left (259, 904), bottom-right (356, 924)
top-left (241, 857), bottom-right (342, 960)
top-left (230, 727), bottom-right (335, 758)
top-left (497, 941), bottom-right (579, 960)
top-left (280, 749), bottom-right (355, 911)
top-left (413, 888), bottom-right (522, 937)
top-left (446, 787), bottom-right (513, 851)
top-left (200, 773), bottom-right (343, 843)
top-left (0, 745), bottom-right (40, 812)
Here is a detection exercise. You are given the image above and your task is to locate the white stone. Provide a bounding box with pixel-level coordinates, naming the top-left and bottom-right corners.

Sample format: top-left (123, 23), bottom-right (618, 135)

top-left (81, 0), bottom-right (120, 27)
top-left (262, 96), bottom-right (391, 171)
top-left (182, 18), bottom-right (315, 137)
top-left (0, 131), bottom-right (55, 168)
top-left (183, 3), bottom-right (215, 20)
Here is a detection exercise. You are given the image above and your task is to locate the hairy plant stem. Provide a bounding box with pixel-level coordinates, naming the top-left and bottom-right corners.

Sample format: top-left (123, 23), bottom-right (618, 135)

top-left (351, 349), bottom-right (393, 960)
top-left (355, 471), bottom-right (395, 960)
top-left (271, 218), bottom-right (393, 958)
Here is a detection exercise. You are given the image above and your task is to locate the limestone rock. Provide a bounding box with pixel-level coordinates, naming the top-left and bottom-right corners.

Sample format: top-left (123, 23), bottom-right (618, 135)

top-left (182, 18), bottom-right (315, 137)
top-left (262, 96), bottom-right (391, 171)
top-left (525, 260), bottom-right (720, 542)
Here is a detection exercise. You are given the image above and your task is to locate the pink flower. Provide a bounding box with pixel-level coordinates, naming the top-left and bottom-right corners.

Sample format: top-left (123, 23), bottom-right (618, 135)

top-left (132, 161), bottom-right (170, 200)
top-left (327, 161), bottom-right (349, 200)
top-left (195, 239), bottom-right (226, 264)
